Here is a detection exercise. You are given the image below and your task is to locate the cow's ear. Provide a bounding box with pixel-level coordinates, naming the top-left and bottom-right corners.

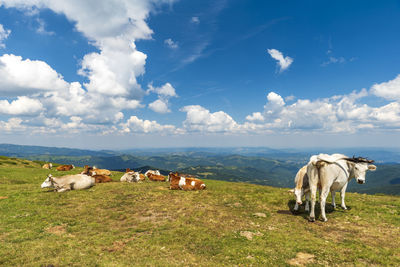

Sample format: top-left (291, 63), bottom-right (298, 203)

top-left (368, 164), bottom-right (377, 171)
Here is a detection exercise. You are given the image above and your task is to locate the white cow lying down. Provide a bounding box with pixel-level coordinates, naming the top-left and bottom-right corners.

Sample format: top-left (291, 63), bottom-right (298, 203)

top-left (41, 174), bottom-right (95, 192)
top-left (120, 171), bottom-right (141, 182)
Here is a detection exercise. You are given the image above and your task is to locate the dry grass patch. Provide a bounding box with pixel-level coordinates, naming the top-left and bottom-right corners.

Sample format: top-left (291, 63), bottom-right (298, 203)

top-left (45, 224), bottom-right (67, 236)
top-left (287, 252), bottom-right (315, 266)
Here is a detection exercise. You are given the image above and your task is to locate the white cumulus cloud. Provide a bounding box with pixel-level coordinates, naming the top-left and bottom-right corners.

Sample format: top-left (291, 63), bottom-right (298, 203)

top-left (180, 105), bottom-right (239, 133)
top-left (121, 115), bottom-right (176, 133)
top-left (149, 99), bottom-right (170, 113)
top-left (267, 48), bottom-right (293, 72)
top-left (147, 82), bottom-right (177, 113)
top-left (370, 74), bottom-right (400, 101)
top-left (246, 112), bottom-right (264, 122)
top-left (0, 96), bottom-right (43, 115)
top-left (0, 54), bottom-right (69, 96)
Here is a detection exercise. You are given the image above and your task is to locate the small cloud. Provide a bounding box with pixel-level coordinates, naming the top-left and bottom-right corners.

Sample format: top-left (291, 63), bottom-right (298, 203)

top-left (0, 24), bottom-right (11, 48)
top-left (285, 95), bottom-right (296, 102)
top-left (246, 112), bottom-right (264, 122)
top-left (321, 56), bottom-right (346, 66)
top-left (191, 16), bottom-right (200, 24)
top-left (164, 38), bottom-right (178, 49)
top-left (148, 99), bottom-right (170, 113)
top-left (147, 83), bottom-right (177, 114)
top-left (267, 49), bottom-right (293, 73)
top-left (147, 82), bottom-right (177, 98)
top-left (36, 18), bottom-right (55, 36)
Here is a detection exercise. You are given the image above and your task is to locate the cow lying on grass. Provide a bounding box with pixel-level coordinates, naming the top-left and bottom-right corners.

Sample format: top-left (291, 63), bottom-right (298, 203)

top-left (145, 169), bottom-right (161, 178)
top-left (168, 172), bottom-right (206, 190)
top-left (42, 163), bottom-right (52, 169)
top-left (148, 173), bottom-right (166, 182)
top-left (81, 165), bottom-right (112, 177)
top-left (41, 174), bottom-right (95, 192)
top-left (80, 165), bottom-right (112, 183)
top-left (120, 169), bottom-right (141, 182)
top-left (56, 164), bottom-right (75, 171)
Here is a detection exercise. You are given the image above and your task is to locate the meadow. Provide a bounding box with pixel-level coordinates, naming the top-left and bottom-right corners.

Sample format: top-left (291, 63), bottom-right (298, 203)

top-left (0, 156), bottom-right (399, 266)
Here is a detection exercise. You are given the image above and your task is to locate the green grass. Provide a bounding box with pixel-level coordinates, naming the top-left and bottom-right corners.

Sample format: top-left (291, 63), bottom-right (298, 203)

top-left (0, 156), bottom-right (399, 266)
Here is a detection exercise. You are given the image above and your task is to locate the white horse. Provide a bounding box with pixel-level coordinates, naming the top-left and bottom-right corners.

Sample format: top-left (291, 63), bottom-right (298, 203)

top-left (307, 154), bottom-right (376, 222)
top-left (41, 174), bottom-right (95, 192)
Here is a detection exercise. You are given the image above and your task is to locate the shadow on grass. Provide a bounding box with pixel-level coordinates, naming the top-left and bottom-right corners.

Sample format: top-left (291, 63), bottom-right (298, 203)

top-left (277, 200), bottom-right (343, 221)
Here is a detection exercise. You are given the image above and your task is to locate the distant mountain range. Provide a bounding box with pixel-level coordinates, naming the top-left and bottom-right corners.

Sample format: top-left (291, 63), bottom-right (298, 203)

top-left (1, 143), bottom-right (399, 195)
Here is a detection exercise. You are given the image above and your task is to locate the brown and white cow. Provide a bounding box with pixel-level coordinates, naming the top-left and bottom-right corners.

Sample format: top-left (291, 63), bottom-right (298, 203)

top-left (81, 165), bottom-right (112, 176)
top-left (139, 173), bottom-right (146, 181)
top-left (145, 170), bottom-right (161, 178)
top-left (80, 165), bottom-right (112, 183)
top-left (42, 163), bottom-right (53, 169)
top-left (168, 172), bottom-right (206, 190)
top-left (56, 164), bottom-right (75, 171)
top-left (147, 173), bottom-right (166, 182)
top-left (92, 174), bottom-right (112, 183)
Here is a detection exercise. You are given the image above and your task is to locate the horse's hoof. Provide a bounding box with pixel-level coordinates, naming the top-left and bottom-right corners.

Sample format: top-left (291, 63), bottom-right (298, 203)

top-left (309, 217), bottom-right (315, 222)
top-left (322, 218), bottom-right (328, 222)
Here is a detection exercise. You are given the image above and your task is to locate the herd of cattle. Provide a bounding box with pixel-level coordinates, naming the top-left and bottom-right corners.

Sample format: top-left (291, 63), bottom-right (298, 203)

top-left (40, 164), bottom-right (206, 193)
top-left (40, 153), bottom-right (377, 222)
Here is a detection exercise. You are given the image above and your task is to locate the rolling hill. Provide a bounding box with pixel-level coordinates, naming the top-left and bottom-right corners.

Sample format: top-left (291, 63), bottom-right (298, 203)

top-left (1, 144), bottom-right (399, 195)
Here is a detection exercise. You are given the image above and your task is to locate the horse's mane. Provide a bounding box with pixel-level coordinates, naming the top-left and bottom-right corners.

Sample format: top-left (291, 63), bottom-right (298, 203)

top-left (344, 156), bottom-right (374, 164)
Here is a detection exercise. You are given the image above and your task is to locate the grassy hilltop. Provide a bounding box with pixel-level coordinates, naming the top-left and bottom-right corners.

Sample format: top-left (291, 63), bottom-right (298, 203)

top-left (0, 156), bottom-right (399, 266)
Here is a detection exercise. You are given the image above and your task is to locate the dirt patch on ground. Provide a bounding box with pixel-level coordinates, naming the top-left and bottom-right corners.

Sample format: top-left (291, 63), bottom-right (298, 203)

top-left (287, 252), bottom-right (315, 266)
top-left (105, 240), bottom-right (127, 252)
top-left (45, 225), bottom-right (67, 236)
top-left (239, 231), bottom-right (263, 240)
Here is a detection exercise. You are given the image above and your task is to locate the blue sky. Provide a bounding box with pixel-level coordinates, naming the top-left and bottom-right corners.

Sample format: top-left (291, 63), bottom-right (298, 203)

top-left (0, 0), bottom-right (399, 149)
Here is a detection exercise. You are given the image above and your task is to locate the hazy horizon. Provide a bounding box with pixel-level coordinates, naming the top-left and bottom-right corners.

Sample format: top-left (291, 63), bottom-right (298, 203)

top-left (2, 141), bottom-right (400, 152)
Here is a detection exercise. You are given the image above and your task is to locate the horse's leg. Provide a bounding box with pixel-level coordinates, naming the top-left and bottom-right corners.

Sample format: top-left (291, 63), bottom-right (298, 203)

top-left (331, 190), bottom-right (336, 209)
top-left (340, 183), bottom-right (348, 210)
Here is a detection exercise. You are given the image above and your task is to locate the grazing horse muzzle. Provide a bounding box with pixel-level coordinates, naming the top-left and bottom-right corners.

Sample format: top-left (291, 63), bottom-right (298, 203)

top-left (356, 179), bottom-right (365, 184)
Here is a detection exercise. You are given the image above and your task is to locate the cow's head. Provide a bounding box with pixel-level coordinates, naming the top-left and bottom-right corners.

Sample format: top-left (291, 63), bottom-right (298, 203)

top-left (346, 157), bottom-right (376, 184)
top-left (41, 174), bottom-right (55, 188)
top-left (294, 188), bottom-right (303, 205)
